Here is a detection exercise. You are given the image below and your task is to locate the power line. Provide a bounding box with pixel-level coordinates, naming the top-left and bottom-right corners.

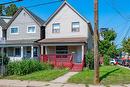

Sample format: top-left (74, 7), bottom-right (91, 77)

top-left (104, 0), bottom-right (129, 22)
top-left (123, 25), bottom-right (130, 39)
top-left (0, 0), bottom-right (23, 5)
top-left (26, 0), bottom-right (63, 8)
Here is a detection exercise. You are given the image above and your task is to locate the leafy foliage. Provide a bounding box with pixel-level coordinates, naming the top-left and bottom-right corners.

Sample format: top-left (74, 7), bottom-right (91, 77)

top-left (103, 54), bottom-right (110, 65)
top-left (122, 38), bottom-right (130, 54)
top-left (100, 29), bottom-right (117, 41)
top-left (99, 29), bottom-right (117, 58)
top-left (5, 4), bottom-right (18, 16)
top-left (7, 59), bottom-right (53, 76)
top-left (86, 50), bottom-right (94, 69)
top-left (0, 5), bottom-right (2, 15)
top-left (0, 4), bottom-right (18, 16)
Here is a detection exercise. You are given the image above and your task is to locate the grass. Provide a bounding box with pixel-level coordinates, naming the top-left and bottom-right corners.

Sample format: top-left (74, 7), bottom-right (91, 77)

top-left (3, 69), bottom-right (68, 81)
top-left (68, 65), bottom-right (130, 85)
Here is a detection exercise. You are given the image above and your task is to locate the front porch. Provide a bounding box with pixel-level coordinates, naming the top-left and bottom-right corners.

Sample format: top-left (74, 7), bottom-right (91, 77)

top-left (0, 45), bottom-right (40, 61)
top-left (40, 45), bottom-right (86, 71)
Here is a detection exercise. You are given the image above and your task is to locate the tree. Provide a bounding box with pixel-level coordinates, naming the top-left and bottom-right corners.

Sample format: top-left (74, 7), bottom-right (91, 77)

top-left (122, 38), bottom-right (130, 54)
top-left (99, 29), bottom-right (117, 64)
top-left (86, 50), bottom-right (94, 69)
top-left (0, 5), bottom-right (2, 15)
top-left (0, 5), bottom-right (5, 16)
top-left (5, 4), bottom-right (18, 16)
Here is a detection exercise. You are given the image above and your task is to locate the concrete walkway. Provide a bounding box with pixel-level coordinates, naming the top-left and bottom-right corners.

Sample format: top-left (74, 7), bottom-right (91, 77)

top-left (0, 79), bottom-right (130, 87)
top-left (0, 79), bottom-right (85, 87)
top-left (50, 72), bottom-right (78, 83)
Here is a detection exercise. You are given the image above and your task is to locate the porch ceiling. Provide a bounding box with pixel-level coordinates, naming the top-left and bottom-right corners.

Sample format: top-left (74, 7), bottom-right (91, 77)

top-left (38, 37), bottom-right (87, 44)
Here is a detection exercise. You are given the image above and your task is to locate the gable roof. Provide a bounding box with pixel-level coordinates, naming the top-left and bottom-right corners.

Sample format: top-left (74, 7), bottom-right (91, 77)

top-left (6, 7), bottom-right (45, 29)
top-left (44, 1), bottom-right (90, 26)
top-left (0, 18), bottom-right (7, 30)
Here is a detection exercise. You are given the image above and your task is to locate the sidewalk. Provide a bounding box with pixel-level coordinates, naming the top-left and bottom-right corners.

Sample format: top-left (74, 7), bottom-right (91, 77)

top-left (0, 79), bottom-right (85, 87)
top-left (0, 79), bottom-right (130, 87)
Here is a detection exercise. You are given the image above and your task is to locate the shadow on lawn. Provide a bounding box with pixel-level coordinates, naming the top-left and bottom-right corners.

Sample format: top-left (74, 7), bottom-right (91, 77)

top-left (100, 68), bottom-right (120, 82)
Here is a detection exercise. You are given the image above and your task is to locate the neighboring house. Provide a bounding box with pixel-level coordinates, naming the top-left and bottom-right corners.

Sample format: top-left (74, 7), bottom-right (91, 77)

top-left (0, 16), bottom-right (12, 39)
top-left (0, 16), bottom-right (12, 54)
top-left (3, 7), bottom-right (45, 61)
top-left (39, 1), bottom-right (93, 71)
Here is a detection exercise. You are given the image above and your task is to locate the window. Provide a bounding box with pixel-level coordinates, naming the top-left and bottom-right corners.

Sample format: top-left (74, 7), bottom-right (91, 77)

top-left (8, 47), bottom-right (14, 57)
top-left (33, 47), bottom-right (38, 57)
top-left (72, 22), bottom-right (80, 32)
top-left (52, 23), bottom-right (60, 33)
top-left (15, 48), bottom-right (21, 57)
top-left (56, 46), bottom-right (68, 54)
top-left (27, 25), bottom-right (36, 33)
top-left (10, 27), bottom-right (19, 34)
top-left (8, 47), bottom-right (21, 57)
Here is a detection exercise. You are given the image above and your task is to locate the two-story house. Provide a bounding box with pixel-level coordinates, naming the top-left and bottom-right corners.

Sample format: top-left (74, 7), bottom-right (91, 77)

top-left (0, 16), bottom-right (12, 54)
top-left (39, 1), bottom-right (93, 71)
top-left (4, 7), bottom-right (45, 61)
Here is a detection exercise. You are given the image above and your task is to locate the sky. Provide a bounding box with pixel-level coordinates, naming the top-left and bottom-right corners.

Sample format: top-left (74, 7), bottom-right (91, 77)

top-left (0, 0), bottom-right (130, 47)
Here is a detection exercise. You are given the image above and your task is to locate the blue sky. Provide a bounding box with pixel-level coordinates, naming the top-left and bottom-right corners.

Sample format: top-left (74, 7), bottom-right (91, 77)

top-left (1, 0), bottom-right (130, 47)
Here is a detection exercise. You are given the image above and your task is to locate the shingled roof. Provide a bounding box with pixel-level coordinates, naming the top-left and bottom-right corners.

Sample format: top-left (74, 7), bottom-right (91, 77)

top-left (0, 18), bottom-right (7, 29)
top-left (6, 7), bottom-right (45, 29)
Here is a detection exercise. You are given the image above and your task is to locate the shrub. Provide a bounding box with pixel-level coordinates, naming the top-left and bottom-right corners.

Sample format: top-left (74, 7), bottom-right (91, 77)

top-left (7, 59), bottom-right (53, 76)
top-left (104, 54), bottom-right (110, 65)
top-left (86, 50), bottom-right (94, 70)
top-left (0, 54), bottom-right (10, 66)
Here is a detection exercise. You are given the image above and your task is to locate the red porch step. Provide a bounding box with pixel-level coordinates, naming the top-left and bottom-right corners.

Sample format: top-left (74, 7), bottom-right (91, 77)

top-left (71, 64), bottom-right (83, 72)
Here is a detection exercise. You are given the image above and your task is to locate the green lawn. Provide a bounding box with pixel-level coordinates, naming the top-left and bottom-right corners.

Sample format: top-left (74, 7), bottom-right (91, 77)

top-left (3, 69), bottom-right (68, 81)
top-left (68, 66), bottom-right (130, 85)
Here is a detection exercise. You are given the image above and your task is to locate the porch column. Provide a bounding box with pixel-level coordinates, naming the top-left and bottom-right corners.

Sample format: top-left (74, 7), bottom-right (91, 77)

top-left (41, 45), bottom-right (44, 55)
top-left (21, 46), bottom-right (23, 58)
top-left (82, 45), bottom-right (84, 60)
top-left (31, 46), bottom-right (33, 58)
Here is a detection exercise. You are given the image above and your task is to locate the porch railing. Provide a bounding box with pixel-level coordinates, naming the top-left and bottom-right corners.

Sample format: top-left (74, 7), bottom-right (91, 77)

top-left (40, 54), bottom-right (73, 67)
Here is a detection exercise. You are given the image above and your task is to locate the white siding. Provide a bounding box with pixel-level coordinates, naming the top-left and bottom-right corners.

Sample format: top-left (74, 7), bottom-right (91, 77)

top-left (46, 4), bottom-right (89, 39)
top-left (7, 10), bottom-right (41, 40)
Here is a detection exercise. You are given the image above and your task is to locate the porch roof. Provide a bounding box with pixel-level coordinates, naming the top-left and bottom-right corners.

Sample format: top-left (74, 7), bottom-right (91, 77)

top-left (0, 39), bottom-right (38, 45)
top-left (38, 37), bottom-right (87, 44)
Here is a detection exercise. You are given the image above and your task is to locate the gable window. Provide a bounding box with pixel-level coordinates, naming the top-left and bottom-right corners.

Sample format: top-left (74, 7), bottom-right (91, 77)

top-left (27, 25), bottom-right (36, 33)
top-left (10, 27), bottom-right (19, 34)
top-left (72, 22), bottom-right (80, 32)
top-left (52, 23), bottom-right (60, 33)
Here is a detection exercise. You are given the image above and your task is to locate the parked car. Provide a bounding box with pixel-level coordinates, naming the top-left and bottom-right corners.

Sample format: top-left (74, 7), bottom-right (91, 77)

top-left (110, 59), bottom-right (118, 65)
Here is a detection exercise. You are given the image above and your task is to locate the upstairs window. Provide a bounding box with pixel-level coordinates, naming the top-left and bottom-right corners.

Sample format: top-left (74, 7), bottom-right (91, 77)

top-left (10, 27), bottom-right (19, 34)
top-left (27, 25), bottom-right (36, 33)
top-left (72, 22), bottom-right (80, 32)
top-left (52, 23), bottom-right (60, 33)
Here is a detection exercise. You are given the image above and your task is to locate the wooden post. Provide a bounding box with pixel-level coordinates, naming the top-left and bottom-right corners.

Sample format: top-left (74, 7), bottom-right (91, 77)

top-left (94, 0), bottom-right (100, 84)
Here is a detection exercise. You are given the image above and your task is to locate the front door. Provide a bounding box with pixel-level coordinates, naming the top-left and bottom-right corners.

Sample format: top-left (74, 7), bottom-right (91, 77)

top-left (73, 47), bottom-right (82, 63)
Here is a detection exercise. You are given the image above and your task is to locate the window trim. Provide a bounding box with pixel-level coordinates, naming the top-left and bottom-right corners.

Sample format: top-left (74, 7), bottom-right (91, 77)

top-left (72, 22), bottom-right (80, 32)
top-left (10, 26), bottom-right (19, 34)
top-left (52, 23), bottom-right (60, 33)
top-left (27, 25), bottom-right (36, 33)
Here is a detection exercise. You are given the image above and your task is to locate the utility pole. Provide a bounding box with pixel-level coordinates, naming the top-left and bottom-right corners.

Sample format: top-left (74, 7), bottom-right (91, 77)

top-left (94, 0), bottom-right (100, 85)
